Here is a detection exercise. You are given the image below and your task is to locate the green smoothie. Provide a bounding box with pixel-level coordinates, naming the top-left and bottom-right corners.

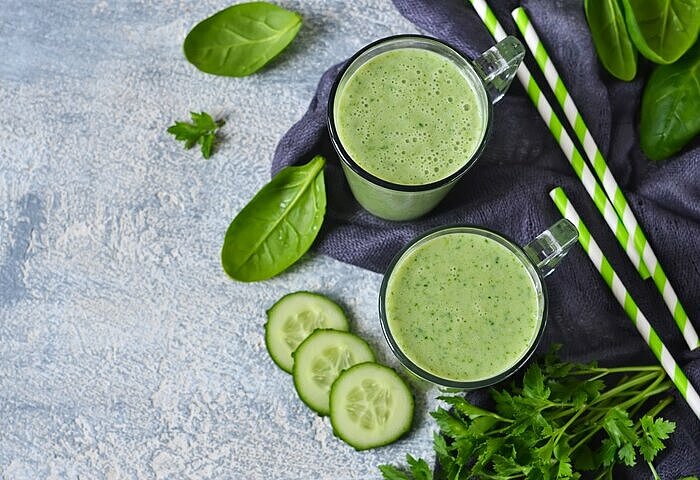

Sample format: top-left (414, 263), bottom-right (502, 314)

top-left (335, 48), bottom-right (484, 186)
top-left (385, 230), bottom-right (541, 382)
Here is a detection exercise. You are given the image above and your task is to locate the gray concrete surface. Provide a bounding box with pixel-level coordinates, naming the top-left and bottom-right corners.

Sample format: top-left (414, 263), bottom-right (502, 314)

top-left (0, 1), bottom-right (439, 478)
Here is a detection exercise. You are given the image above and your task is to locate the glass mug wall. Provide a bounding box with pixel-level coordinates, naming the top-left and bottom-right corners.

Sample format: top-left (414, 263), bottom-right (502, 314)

top-left (379, 219), bottom-right (578, 389)
top-left (328, 35), bottom-right (525, 221)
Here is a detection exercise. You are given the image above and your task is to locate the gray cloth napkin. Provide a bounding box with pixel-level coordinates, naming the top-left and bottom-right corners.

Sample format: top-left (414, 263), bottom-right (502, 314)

top-left (271, 0), bottom-right (700, 476)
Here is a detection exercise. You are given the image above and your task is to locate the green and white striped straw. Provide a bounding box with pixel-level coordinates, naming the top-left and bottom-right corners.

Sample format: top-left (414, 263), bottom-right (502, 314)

top-left (467, 0), bottom-right (698, 350)
top-left (511, 6), bottom-right (698, 351)
top-left (468, 1), bottom-right (646, 280)
top-left (550, 187), bottom-right (700, 420)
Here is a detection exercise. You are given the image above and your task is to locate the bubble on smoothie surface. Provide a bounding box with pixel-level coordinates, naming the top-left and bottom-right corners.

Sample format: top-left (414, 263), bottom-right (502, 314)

top-left (335, 48), bottom-right (484, 185)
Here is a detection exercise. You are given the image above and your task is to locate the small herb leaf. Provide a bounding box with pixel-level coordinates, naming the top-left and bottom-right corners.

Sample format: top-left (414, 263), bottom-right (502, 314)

top-left (378, 465), bottom-right (410, 480)
top-left (433, 432), bottom-right (449, 458)
top-left (406, 455), bottom-right (433, 480)
top-left (491, 453), bottom-right (522, 475)
top-left (523, 363), bottom-right (550, 400)
top-left (430, 408), bottom-right (471, 439)
top-left (638, 415), bottom-right (675, 462)
top-left (603, 407), bottom-right (637, 447)
top-left (618, 442), bottom-right (637, 466)
top-left (221, 155), bottom-right (326, 282)
top-left (200, 133), bottom-right (214, 159)
top-left (438, 395), bottom-right (504, 420)
top-left (379, 456), bottom-right (434, 480)
top-left (184, 2), bottom-right (302, 77)
top-left (190, 111), bottom-right (218, 131)
top-left (598, 437), bottom-right (619, 467)
top-left (167, 111), bottom-right (224, 159)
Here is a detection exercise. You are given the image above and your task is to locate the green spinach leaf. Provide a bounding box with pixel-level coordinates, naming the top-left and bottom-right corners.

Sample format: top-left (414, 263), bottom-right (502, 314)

top-left (621, 0), bottom-right (700, 64)
top-left (640, 43), bottom-right (700, 160)
top-left (585, 0), bottom-right (638, 80)
top-left (184, 2), bottom-right (302, 77)
top-left (221, 155), bottom-right (326, 282)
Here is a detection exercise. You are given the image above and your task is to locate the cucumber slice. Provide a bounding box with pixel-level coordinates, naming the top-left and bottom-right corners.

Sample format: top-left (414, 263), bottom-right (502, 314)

top-left (330, 362), bottom-right (414, 450)
top-left (265, 292), bottom-right (349, 373)
top-left (293, 330), bottom-right (375, 415)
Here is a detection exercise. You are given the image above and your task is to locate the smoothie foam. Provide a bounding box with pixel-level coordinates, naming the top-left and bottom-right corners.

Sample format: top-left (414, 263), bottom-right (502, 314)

top-left (335, 48), bottom-right (484, 186)
top-left (385, 231), bottom-right (541, 382)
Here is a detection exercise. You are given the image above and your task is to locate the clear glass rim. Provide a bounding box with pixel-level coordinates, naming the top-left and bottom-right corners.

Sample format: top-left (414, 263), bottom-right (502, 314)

top-left (378, 225), bottom-right (548, 390)
top-left (327, 34), bottom-right (493, 193)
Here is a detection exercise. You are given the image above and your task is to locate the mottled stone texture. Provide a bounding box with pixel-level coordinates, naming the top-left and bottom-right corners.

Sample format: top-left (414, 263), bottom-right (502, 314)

top-left (0, 1), bottom-right (437, 478)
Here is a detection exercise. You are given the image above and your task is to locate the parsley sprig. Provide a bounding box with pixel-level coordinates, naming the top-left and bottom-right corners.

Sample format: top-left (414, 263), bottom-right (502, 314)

top-left (167, 111), bottom-right (224, 159)
top-left (381, 347), bottom-right (677, 480)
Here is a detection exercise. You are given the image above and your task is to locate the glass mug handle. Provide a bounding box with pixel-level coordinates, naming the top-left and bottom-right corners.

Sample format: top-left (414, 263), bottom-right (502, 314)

top-left (472, 36), bottom-right (525, 103)
top-left (523, 219), bottom-right (579, 277)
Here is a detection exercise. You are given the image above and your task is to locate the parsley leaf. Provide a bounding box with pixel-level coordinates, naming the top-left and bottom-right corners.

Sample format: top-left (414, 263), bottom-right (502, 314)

top-left (638, 415), bottom-right (676, 462)
top-left (598, 437), bottom-right (619, 467)
top-left (379, 455), bottom-right (433, 480)
top-left (523, 364), bottom-right (550, 400)
top-left (167, 111), bottom-right (224, 159)
top-left (453, 437), bottom-right (476, 467)
top-left (603, 408), bottom-right (638, 447)
top-left (491, 453), bottom-right (523, 476)
top-left (618, 442), bottom-right (637, 466)
top-left (430, 407), bottom-right (471, 438)
top-left (406, 455), bottom-right (433, 480)
top-left (438, 395), bottom-right (502, 420)
top-left (433, 432), bottom-right (449, 459)
top-left (378, 465), bottom-right (410, 480)
top-left (380, 347), bottom-right (678, 480)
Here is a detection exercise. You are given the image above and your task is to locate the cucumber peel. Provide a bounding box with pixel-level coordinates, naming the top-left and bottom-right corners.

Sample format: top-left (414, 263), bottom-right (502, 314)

top-left (293, 329), bottom-right (375, 415)
top-left (330, 362), bottom-right (414, 450)
top-left (265, 291), bottom-right (349, 373)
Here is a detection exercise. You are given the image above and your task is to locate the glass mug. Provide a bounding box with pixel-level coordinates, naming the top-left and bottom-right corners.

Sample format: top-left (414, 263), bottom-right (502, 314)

top-left (378, 219), bottom-right (578, 389)
top-left (328, 35), bottom-right (525, 221)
